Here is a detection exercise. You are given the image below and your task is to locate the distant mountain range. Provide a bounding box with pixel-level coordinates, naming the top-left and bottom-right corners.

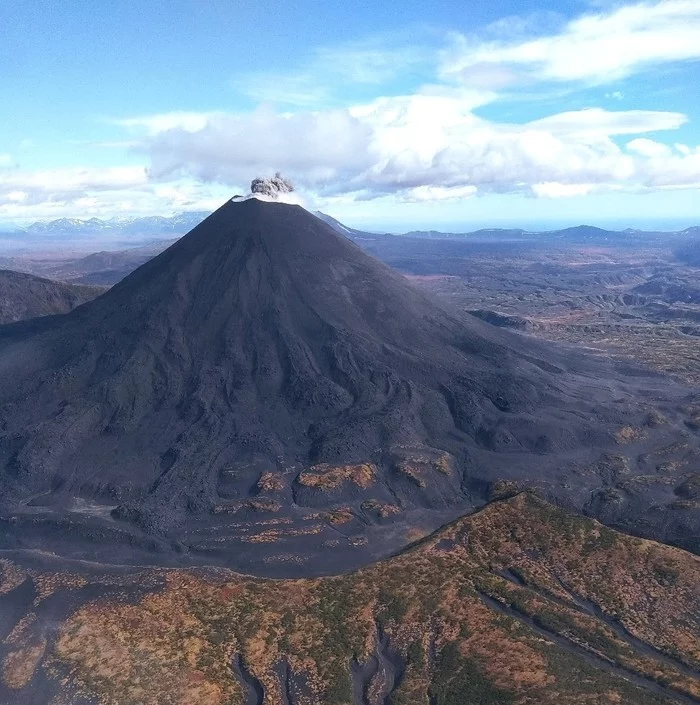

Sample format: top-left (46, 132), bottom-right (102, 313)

top-left (402, 224), bottom-right (700, 243)
top-left (22, 212), bottom-right (211, 236)
top-left (9, 211), bottom-right (700, 247)
top-left (0, 212), bottom-right (698, 287)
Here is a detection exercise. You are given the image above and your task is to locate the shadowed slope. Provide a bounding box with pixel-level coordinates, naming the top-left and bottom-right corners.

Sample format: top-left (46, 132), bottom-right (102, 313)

top-left (0, 270), bottom-right (103, 324)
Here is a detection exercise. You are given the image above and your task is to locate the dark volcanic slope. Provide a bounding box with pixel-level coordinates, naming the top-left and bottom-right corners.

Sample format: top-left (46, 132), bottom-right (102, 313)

top-left (0, 199), bottom-right (697, 572)
top-left (0, 270), bottom-right (103, 324)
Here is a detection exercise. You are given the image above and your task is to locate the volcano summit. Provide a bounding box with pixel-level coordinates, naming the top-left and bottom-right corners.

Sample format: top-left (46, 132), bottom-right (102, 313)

top-left (0, 198), bottom-right (697, 574)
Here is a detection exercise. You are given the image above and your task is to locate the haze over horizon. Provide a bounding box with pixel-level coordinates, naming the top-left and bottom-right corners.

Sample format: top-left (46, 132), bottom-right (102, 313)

top-left (2, 0), bottom-right (700, 236)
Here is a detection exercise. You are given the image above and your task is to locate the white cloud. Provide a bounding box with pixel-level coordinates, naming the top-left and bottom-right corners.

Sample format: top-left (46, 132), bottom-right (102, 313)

top-left (627, 138), bottom-right (674, 158)
top-left (7, 95), bottom-right (700, 224)
top-left (632, 142), bottom-right (700, 188)
top-left (145, 106), bottom-right (375, 186)
top-left (5, 191), bottom-right (28, 203)
top-left (112, 111), bottom-right (225, 136)
top-left (0, 166), bottom-right (147, 195)
top-left (235, 75), bottom-right (330, 109)
top-left (121, 100), bottom-right (700, 203)
top-left (400, 185), bottom-right (478, 202)
top-left (0, 166), bottom-right (149, 219)
top-left (314, 42), bottom-right (430, 85)
top-left (5, 2), bottom-right (700, 224)
top-left (0, 166), bottom-right (233, 224)
top-left (441, 0), bottom-right (700, 86)
top-left (526, 108), bottom-right (687, 137)
top-left (531, 182), bottom-right (600, 198)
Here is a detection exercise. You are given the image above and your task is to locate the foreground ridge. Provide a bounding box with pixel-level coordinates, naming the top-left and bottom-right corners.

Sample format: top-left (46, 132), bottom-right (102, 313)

top-left (1, 493), bottom-right (699, 704)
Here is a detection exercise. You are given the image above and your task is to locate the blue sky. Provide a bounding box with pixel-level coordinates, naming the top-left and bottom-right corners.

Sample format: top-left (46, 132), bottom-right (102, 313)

top-left (1, 0), bottom-right (700, 232)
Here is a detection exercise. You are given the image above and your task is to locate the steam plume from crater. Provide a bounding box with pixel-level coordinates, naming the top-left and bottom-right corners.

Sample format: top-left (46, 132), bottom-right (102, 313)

top-left (233, 172), bottom-right (307, 206)
top-left (250, 173), bottom-right (295, 198)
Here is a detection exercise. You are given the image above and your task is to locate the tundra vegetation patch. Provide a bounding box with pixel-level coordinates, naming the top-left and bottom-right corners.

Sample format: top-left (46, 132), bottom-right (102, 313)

top-left (1, 494), bottom-right (699, 705)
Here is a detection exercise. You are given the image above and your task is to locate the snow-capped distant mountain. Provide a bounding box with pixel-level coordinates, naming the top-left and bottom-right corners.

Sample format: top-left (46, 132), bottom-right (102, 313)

top-left (23, 212), bottom-right (211, 237)
top-left (24, 218), bottom-right (111, 234)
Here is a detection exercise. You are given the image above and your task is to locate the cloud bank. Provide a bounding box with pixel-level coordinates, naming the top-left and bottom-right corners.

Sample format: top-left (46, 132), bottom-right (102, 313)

top-left (135, 100), bottom-right (699, 202)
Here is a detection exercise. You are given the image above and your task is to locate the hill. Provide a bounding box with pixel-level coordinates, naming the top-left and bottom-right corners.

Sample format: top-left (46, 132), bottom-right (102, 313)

top-left (0, 270), bottom-right (103, 324)
top-left (44, 240), bottom-right (179, 285)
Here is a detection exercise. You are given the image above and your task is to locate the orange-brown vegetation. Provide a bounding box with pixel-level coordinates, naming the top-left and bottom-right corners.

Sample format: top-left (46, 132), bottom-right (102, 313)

top-left (3, 494), bottom-right (698, 705)
top-left (615, 426), bottom-right (647, 444)
top-left (393, 447), bottom-right (454, 488)
top-left (361, 499), bottom-right (401, 518)
top-left (2, 640), bottom-right (46, 689)
top-left (296, 463), bottom-right (377, 489)
top-left (257, 472), bottom-right (285, 492)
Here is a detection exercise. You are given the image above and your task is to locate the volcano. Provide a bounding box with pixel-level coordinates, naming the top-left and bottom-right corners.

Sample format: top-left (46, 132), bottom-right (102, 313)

top-left (0, 198), bottom-right (696, 574)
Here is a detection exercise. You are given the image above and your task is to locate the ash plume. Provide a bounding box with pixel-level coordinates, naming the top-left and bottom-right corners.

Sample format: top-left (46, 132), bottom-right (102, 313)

top-left (250, 173), bottom-right (295, 199)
